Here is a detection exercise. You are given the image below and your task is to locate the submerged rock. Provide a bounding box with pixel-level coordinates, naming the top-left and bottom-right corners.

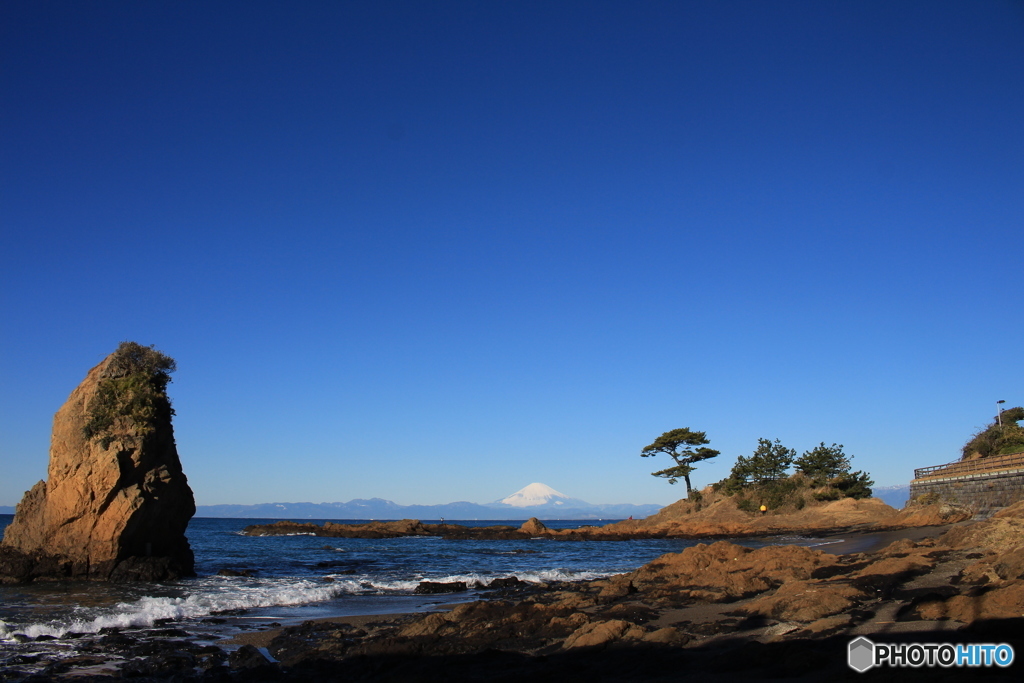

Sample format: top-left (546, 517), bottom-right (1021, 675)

top-left (1, 342), bottom-right (195, 582)
top-left (415, 580), bottom-right (469, 594)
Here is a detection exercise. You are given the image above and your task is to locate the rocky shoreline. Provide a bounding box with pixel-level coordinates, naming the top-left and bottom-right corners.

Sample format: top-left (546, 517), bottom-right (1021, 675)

top-left (4, 503), bottom-right (1023, 681)
top-left (239, 516), bottom-right (734, 541)
top-left (228, 506), bottom-right (1024, 681)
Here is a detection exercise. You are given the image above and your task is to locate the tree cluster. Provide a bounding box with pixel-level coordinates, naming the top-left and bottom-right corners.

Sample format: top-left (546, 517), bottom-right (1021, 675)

top-left (717, 439), bottom-right (873, 504)
top-left (961, 406), bottom-right (1024, 460)
top-left (729, 438), bottom-right (796, 485)
top-left (640, 427), bottom-right (874, 504)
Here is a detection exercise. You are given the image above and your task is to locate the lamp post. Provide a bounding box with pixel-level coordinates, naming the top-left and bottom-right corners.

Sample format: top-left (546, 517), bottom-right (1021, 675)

top-left (997, 400), bottom-right (1006, 427)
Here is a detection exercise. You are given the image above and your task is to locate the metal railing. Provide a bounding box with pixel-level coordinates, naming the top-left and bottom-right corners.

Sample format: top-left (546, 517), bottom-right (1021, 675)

top-left (913, 451), bottom-right (1024, 481)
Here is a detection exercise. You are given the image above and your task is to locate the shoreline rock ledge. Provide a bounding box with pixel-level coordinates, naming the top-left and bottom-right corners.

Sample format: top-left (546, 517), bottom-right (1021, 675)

top-left (0, 342), bottom-right (196, 583)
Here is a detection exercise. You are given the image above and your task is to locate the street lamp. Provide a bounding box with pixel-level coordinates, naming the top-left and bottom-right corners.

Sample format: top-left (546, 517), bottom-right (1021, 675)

top-left (997, 400), bottom-right (1006, 427)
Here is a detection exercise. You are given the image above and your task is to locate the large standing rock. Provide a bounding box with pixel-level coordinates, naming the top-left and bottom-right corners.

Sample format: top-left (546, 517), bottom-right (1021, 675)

top-left (1, 342), bottom-right (195, 582)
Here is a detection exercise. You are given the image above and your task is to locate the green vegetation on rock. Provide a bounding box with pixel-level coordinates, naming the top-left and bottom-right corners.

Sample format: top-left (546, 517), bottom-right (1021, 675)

top-left (828, 470), bottom-right (874, 499)
top-left (961, 406), bottom-right (1024, 460)
top-left (82, 341), bottom-right (177, 450)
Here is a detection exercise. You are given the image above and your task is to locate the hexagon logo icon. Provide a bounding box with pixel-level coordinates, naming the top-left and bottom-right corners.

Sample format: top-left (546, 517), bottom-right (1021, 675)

top-left (848, 636), bottom-right (875, 672)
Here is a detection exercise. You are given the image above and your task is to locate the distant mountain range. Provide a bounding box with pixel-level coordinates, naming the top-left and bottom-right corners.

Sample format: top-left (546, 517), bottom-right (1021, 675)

top-left (872, 485), bottom-right (910, 510)
top-left (194, 483), bottom-right (664, 521)
top-left (2, 483), bottom-right (914, 521)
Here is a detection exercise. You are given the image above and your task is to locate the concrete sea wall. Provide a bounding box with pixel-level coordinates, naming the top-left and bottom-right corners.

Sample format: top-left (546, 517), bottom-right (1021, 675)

top-left (910, 451), bottom-right (1024, 518)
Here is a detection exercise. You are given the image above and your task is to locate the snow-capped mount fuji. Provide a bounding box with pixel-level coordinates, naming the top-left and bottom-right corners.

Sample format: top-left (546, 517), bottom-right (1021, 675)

top-left (498, 483), bottom-right (581, 508)
top-left (486, 482), bottom-right (660, 518)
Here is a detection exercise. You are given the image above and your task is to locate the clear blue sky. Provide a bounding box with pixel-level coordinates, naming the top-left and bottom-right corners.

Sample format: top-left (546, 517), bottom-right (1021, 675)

top-left (2, 1), bottom-right (1021, 508)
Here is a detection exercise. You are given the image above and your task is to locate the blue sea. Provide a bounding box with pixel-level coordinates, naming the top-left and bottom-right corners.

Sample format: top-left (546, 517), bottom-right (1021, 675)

top-left (0, 515), bottom-right (845, 648)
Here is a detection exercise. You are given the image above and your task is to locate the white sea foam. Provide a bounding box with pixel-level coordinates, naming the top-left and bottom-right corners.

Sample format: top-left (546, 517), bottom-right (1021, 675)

top-left (0, 567), bottom-right (616, 641)
top-left (334, 568), bottom-right (614, 593)
top-left (0, 578), bottom-right (348, 641)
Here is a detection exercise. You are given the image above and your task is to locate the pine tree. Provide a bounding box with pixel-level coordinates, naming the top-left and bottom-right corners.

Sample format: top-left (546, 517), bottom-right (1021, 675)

top-left (641, 428), bottom-right (720, 494)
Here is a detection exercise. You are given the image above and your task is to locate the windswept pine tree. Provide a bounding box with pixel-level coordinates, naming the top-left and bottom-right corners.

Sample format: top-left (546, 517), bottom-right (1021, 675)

top-left (641, 428), bottom-right (719, 495)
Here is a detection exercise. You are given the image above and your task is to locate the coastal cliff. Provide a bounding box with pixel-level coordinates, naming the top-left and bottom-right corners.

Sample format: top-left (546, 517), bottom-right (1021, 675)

top-left (0, 343), bottom-right (195, 582)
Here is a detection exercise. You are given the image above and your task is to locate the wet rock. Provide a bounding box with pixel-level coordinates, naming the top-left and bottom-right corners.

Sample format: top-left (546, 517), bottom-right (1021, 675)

top-left (98, 633), bottom-right (137, 651)
top-left (269, 621), bottom-right (369, 667)
top-left (118, 657), bottom-right (153, 677)
top-left (415, 580), bottom-right (468, 594)
top-left (198, 652), bottom-right (228, 671)
top-left (0, 547), bottom-right (72, 585)
top-left (228, 643), bottom-right (275, 670)
top-left (218, 568), bottom-right (256, 577)
top-left (141, 627), bottom-right (191, 638)
top-left (110, 556), bottom-right (190, 582)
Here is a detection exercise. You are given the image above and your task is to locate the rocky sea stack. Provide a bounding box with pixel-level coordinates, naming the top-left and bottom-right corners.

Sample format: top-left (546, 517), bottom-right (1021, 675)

top-left (0, 342), bottom-right (195, 582)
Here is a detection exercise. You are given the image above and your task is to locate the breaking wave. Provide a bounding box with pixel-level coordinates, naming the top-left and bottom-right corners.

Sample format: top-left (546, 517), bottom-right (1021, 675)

top-left (0, 567), bottom-right (616, 642)
top-left (0, 578), bottom-right (345, 641)
top-left (341, 568), bottom-right (613, 592)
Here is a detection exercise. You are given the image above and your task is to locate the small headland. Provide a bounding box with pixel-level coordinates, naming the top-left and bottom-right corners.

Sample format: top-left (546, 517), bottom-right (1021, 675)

top-left (240, 485), bottom-right (975, 542)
